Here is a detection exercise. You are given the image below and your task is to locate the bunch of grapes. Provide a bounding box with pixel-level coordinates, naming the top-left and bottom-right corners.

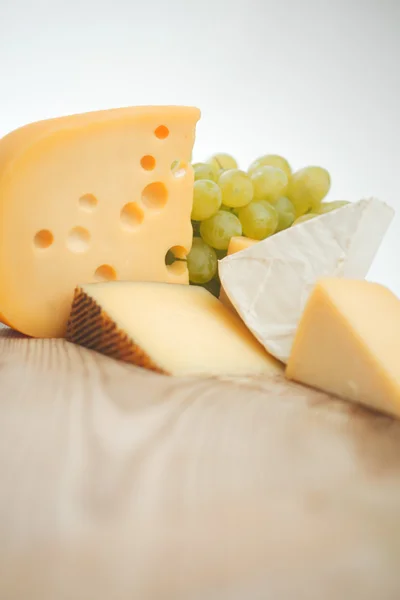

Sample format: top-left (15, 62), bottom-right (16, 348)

top-left (186, 152), bottom-right (349, 296)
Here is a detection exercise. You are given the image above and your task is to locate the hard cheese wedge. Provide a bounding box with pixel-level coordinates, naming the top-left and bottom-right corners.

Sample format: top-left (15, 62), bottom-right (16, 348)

top-left (66, 281), bottom-right (282, 377)
top-left (219, 198), bottom-right (394, 363)
top-left (0, 106), bottom-right (200, 338)
top-left (286, 278), bottom-right (400, 417)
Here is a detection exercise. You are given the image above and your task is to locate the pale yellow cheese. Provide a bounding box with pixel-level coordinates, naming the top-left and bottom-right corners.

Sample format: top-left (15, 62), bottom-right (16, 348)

top-left (66, 281), bottom-right (283, 377)
top-left (219, 236), bottom-right (258, 308)
top-left (227, 235), bottom-right (258, 255)
top-left (0, 106), bottom-right (200, 338)
top-left (286, 278), bottom-right (400, 417)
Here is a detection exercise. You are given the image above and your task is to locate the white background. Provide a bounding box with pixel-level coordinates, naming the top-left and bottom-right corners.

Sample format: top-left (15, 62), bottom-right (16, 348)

top-left (1, 0), bottom-right (399, 292)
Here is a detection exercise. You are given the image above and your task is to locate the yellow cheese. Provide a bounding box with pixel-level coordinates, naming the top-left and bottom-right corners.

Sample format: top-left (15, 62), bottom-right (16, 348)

top-left (66, 281), bottom-right (283, 377)
top-left (0, 106), bottom-right (200, 338)
top-left (227, 235), bottom-right (258, 255)
top-left (219, 236), bottom-right (258, 308)
top-left (286, 278), bottom-right (400, 417)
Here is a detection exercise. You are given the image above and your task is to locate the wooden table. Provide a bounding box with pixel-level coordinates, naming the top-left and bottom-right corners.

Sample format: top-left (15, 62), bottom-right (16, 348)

top-left (0, 327), bottom-right (399, 599)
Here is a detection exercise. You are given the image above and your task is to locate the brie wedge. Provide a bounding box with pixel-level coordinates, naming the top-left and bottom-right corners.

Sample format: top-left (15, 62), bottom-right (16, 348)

top-left (218, 198), bottom-right (394, 363)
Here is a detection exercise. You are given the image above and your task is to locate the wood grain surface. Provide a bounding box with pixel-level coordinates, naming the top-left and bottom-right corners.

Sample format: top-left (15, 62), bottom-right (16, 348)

top-left (0, 327), bottom-right (400, 599)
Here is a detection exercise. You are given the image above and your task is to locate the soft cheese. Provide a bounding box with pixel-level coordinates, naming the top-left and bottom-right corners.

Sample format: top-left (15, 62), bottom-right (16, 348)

top-left (66, 282), bottom-right (283, 377)
top-left (220, 236), bottom-right (258, 308)
top-left (0, 106), bottom-right (200, 337)
top-left (219, 198), bottom-right (394, 363)
top-left (286, 278), bottom-right (400, 417)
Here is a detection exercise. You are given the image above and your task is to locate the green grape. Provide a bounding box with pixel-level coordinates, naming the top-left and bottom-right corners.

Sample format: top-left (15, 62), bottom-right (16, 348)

top-left (238, 201), bottom-right (278, 240)
top-left (187, 237), bottom-right (217, 284)
top-left (287, 166), bottom-right (331, 216)
top-left (248, 154), bottom-right (291, 178)
top-left (318, 200), bottom-right (350, 214)
top-left (293, 213), bottom-right (318, 225)
top-left (191, 180), bottom-right (222, 221)
top-left (250, 166), bottom-right (288, 203)
top-left (200, 210), bottom-right (242, 250)
top-left (219, 169), bottom-right (253, 208)
top-left (193, 162), bottom-right (219, 182)
top-left (207, 153), bottom-right (238, 172)
top-left (274, 196), bottom-right (296, 232)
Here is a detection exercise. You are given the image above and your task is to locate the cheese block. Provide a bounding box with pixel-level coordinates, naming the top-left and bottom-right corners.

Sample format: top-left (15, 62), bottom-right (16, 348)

top-left (227, 235), bottom-right (258, 255)
top-left (65, 281), bottom-right (283, 377)
top-left (219, 198), bottom-right (394, 363)
top-left (0, 106), bottom-right (200, 338)
top-left (286, 278), bottom-right (400, 417)
top-left (219, 236), bottom-right (258, 308)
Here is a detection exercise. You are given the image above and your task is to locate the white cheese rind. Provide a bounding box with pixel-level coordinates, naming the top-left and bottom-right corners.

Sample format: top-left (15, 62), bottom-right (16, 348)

top-left (218, 198), bottom-right (394, 363)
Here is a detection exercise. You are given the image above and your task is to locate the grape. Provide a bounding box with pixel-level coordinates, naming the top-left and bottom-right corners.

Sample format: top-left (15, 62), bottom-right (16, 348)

top-left (220, 204), bottom-right (233, 212)
top-left (187, 238), bottom-right (217, 284)
top-left (207, 153), bottom-right (238, 172)
top-left (287, 166), bottom-right (331, 216)
top-left (274, 196), bottom-right (296, 232)
top-left (293, 213), bottom-right (318, 225)
top-left (318, 200), bottom-right (350, 214)
top-left (248, 154), bottom-right (291, 178)
top-left (193, 162), bottom-right (219, 182)
top-left (200, 210), bottom-right (242, 250)
top-left (219, 169), bottom-right (253, 208)
top-left (238, 201), bottom-right (278, 240)
top-left (191, 180), bottom-right (222, 221)
top-left (250, 166), bottom-right (288, 203)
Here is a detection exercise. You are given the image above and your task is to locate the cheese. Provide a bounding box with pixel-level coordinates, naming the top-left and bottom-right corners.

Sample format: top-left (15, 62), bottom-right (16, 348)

top-left (227, 236), bottom-right (258, 255)
top-left (0, 106), bottom-right (200, 338)
top-left (219, 198), bottom-right (394, 363)
top-left (220, 236), bottom-right (258, 308)
top-left (66, 281), bottom-right (283, 377)
top-left (286, 278), bottom-right (400, 417)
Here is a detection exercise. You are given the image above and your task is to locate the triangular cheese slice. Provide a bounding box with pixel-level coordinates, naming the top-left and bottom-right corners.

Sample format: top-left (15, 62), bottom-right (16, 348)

top-left (66, 281), bottom-right (282, 377)
top-left (219, 198), bottom-right (394, 363)
top-left (286, 278), bottom-right (400, 417)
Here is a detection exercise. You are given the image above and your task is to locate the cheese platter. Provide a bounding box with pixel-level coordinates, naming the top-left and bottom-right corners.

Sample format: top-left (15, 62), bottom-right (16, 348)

top-left (0, 106), bottom-right (399, 599)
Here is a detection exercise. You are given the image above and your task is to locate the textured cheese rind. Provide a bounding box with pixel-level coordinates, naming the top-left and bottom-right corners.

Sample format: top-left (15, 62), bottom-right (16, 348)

top-left (66, 281), bottom-right (283, 377)
top-left (286, 278), bottom-right (400, 417)
top-left (219, 198), bottom-right (394, 363)
top-left (0, 106), bottom-right (200, 338)
top-left (66, 286), bottom-right (166, 374)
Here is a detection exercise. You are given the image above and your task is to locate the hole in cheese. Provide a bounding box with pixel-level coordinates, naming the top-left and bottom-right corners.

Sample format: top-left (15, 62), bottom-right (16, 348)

top-left (165, 245), bottom-right (188, 277)
top-left (120, 202), bottom-right (144, 231)
top-left (34, 229), bottom-right (54, 249)
top-left (154, 125), bottom-right (169, 139)
top-left (94, 265), bottom-right (117, 282)
top-left (166, 245), bottom-right (188, 261)
top-left (78, 194), bottom-right (98, 211)
top-left (67, 227), bottom-right (91, 253)
top-left (141, 182), bottom-right (168, 209)
top-left (140, 155), bottom-right (156, 171)
top-left (166, 261), bottom-right (187, 276)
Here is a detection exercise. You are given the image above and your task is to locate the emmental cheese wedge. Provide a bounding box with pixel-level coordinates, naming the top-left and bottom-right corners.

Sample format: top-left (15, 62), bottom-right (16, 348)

top-left (0, 106), bottom-right (200, 338)
top-left (66, 281), bottom-right (283, 377)
top-left (286, 278), bottom-right (400, 417)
